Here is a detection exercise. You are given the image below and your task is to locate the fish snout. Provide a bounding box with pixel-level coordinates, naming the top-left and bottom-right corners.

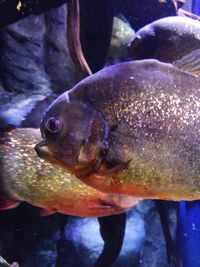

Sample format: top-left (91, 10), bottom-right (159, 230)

top-left (35, 140), bottom-right (48, 159)
top-left (35, 140), bottom-right (61, 167)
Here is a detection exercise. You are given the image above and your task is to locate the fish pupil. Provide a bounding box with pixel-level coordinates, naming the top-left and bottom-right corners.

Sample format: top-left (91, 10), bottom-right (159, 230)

top-left (46, 117), bottom-right (61, 133)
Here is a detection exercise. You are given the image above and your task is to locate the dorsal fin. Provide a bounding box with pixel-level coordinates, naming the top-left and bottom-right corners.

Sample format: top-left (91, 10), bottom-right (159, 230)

top-left (173, 49), bottom-right (200, 76)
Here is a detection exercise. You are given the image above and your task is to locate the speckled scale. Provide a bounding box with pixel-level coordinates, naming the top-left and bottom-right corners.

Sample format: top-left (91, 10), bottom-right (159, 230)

top-left (69, 60), bottom-right (200, 200)
top-left (0, 128), bottom-right (138, 216)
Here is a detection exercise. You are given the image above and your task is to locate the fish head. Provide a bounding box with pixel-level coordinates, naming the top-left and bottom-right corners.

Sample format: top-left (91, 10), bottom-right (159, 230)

top-left (129, 26), bottom-right (156, 60)
top-left (36, 92), bottom-right (109, 176)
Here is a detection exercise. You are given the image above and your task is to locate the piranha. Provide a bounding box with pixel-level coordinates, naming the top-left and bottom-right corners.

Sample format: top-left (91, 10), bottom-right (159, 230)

top-left (0, 128), bottom-right (138, 217)
top-left (129, 16), bottom-right (200, 62)
top-left (36, 51), bottom-right (200, 201)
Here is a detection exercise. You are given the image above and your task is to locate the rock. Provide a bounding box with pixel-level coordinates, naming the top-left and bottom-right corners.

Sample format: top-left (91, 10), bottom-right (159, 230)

top-left (44, 5), bottom-right (77, 92)
top-left (0, 93), bottom-right (48, 128)
top-left (0, 4), bottom-right (77, 95)
top-left (113, 207), bottom-right (145, 266)
top-left (64, 217), bottom-right (104, 267)
top-left (0, 86), bottom-right (12, 108)
top-left (8, 204), bottom-right (67, 267)
top-left (63, 206), bottom-right (145, 267)
top-left (138, 201), bottom-right (168, 267)
top-left (0, 15), bottom-right (51, 94)
top-left (0, 3), bottom-right (78, 128)
top-left (0, 0), bottom-right (67, 26)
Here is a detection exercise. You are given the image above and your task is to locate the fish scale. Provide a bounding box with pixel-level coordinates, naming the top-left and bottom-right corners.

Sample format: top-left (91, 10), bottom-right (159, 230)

top-left (0, 128), bottom-right (138, 217)
top-left (37, 59), bottom-right (200, 201)
top-left (130, 16), bottom-right (200, 62)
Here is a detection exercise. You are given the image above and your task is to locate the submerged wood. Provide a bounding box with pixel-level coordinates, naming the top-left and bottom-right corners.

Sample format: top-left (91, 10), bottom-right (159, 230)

top-left (67, 0), bottom-right (92, 77)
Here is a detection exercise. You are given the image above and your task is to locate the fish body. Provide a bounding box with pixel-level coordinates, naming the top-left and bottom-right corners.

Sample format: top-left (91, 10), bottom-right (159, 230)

top-left (0, 128), bottom-right (138, 217)
top-left (37, 59), bottom-right (200, 201)
top-left (129, 16), bottom-right (200, 62)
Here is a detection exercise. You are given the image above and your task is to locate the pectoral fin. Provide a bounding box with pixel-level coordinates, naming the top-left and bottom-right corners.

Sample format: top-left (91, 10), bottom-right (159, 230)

top-left (93, 162), bottom-right (129, 179)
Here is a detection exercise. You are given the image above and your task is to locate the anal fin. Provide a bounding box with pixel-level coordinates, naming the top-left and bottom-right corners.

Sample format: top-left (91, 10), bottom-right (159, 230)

top-left (0, 196), bottom-right (20, 211)
top-left (39, 208), bottom-right (57, 217)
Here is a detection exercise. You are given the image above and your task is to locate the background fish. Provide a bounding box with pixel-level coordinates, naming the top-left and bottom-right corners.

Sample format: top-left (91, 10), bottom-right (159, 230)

top-left (36, 56), bottom-right (200, 201)
top-left (129, 16), bottom-right (200, 62)
top-left (0, 128), bottom-right (138, 217)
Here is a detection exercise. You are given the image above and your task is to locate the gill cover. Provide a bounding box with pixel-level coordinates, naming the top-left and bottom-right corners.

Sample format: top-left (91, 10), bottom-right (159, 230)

top-left (38, 92), bottom-right (110, 175)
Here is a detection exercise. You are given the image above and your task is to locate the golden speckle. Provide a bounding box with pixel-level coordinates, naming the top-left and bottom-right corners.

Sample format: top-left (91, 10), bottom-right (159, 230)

top-left (0, 128), bottom-right (136, 217)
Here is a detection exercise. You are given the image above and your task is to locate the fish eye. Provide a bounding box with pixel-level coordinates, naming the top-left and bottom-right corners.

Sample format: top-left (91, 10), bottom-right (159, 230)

top-left (46, 117), bottom-right (62, 133)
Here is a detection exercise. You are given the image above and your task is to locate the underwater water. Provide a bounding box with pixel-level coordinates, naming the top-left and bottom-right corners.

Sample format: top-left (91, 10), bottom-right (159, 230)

top-left (0, 0), bottom-right (199, 267)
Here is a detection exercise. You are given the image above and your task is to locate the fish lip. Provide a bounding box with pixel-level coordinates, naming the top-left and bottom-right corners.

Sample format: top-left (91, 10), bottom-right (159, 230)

top-left (35, 140), bottom-right (98, 177)
top-left (35, 140), bottom-right (48, 159)
top-left (36, 140), bottom-right (47, 147)
top-left (35, 141), bottom-right (64, 169)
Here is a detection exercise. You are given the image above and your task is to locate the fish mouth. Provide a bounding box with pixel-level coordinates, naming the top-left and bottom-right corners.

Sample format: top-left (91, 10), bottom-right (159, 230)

top-left (35, 140), bottom-right (102, 177)
top-left (35, 140), bottom-right (50, 160)
top-left (35, 140), bottom-right (60, 167)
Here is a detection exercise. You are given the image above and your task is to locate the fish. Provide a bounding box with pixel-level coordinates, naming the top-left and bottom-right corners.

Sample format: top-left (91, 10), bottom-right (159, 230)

top-left (129, 16), bottom-right (200, 62)
top-left (36, 52), bottom-right (200, 201)
top-left (0, 128), bottom-right (138, 217)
